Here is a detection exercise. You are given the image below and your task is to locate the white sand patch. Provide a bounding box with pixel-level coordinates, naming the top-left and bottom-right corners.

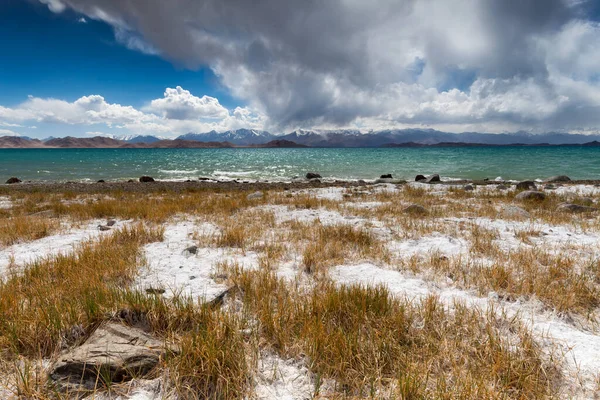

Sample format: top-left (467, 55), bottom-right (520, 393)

top-left (0, 219), bottom-right (128, 277)
top-left (89, 378), bottom-right (174, 400)
top-left (331, 263), bottom-right (600, 397)
top-left (255, 353), bottom-right (316, 400)
top-left (387, 233), bottom-right (469, 258)
top-left (343, 201), bottom-right (387, 210)
top-left (259, 205), bottom-right (364, 226)
top-left (136, 221), bottom-right (260, 301)
top-left (368, 183), bottom-right (401, 194)
top-left (553, 184), bottom-right (600, 197)
top-left (0, 196), bottom-right (12, 209)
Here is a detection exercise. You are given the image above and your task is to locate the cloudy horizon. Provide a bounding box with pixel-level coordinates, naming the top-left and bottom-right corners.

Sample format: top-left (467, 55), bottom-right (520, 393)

top-left (1, 0), bottom-right (600, 138)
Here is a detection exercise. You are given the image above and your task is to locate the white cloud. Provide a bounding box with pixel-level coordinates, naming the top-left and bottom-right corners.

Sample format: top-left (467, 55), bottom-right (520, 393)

top-left (146, 86), bottom-right (229, 120)
top-left (0, 88), bottom-right (266, 137)
top-left (0, 129), bottom-right (19, 136)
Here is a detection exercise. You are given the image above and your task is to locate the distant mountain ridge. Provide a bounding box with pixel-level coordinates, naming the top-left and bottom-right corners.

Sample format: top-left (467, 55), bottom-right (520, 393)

top-left (4, 128), bottom-right (600, 148)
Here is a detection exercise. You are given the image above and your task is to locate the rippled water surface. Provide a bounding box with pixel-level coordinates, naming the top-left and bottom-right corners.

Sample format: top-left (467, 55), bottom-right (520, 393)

top-left (1, 147), bottom-right (599, 182)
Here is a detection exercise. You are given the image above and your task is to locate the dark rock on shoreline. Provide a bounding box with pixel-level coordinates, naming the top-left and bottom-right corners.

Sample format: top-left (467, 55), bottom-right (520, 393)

top-left (515, 191), bottom-right (546, 201)
top-left (306, 172), bottom-right (322, 179)
top-left (380, 174), bottom-right (393, 179)
top-left (557, 203), bottom-right (598, 213)
top-left (5, 177), bottom-right (21, 184)
top-left (544, 175), bottom-right (571, 183)
top-left (425, 174), bottom-right (440, 183)
top-left (516, 181), bottom-right (537, 190)
top-left (139, 176), bottom-right (155, 183)
top-left (415, 175), bottom-right (426, 181)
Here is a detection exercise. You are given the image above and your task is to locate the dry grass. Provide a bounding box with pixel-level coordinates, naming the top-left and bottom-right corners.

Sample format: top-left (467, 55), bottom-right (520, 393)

top-left (301, 223), bottom-right (388, 274)
top-left (0, 216), bottom-right (60, 247)
top-left (235, 269), bottom-right (558, 398)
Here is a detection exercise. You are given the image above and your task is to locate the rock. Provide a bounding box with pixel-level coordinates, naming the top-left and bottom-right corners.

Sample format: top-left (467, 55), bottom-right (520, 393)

top-left (557, 203), bottom-right (598, 213)
top-left (496, 184), bottom-right (509, 190)
top-left (544, 175), bottom-right (571, 183)
top-left (127, 179), bottom-right (135, 183)
top-left (515, 191), bottom-right (546, 201)
top-left (357, 180), bottom-right (367, 186)
top-left (208, 286), bottom-right (236, 308)
top-left (198, 177), bottom-right (210, 181)
top-left (5, 177), bottom-right (21, 184)
top-left (516, 181), bottom-right (537, 191)
top-left (415, 175), bottom-right (426, 182)
top-left (50, 322), bottom-right (173, 390)
top-left (425, 174), bottom-right (440, 183)
top-left (380, 174), bottom-right (393, 179)
top-left (98, 225), bottom-right (111, 231)
top-left (247, 191), bottom-right (264, 200)
top-left (106, 219), bottom-right (116, 227)
top-left (464, 184), bottom-right (474, 191)
top-left (305, 172), bottom-right (322, 180)
top-left (184, 245), bottom-right (198, 255)
top-left (544, 184), bottom-right (556, 190)
top-left (501, 205), bottom-right (530, 219)
top-left (96, 180), bottom-right (105, 183)
top-left (403, 204), bottom-right (428, 215)
top-left (139, 176), bottom-right (155, 183)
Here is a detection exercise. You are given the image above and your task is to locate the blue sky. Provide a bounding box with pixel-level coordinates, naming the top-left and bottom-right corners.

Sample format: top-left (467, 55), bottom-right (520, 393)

top-left (1, 0), bottom-right (600, 138)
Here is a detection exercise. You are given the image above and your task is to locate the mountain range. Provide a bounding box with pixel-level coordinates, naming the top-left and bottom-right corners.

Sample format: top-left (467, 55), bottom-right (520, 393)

top-left (3, 129), bottom-right (600, 148)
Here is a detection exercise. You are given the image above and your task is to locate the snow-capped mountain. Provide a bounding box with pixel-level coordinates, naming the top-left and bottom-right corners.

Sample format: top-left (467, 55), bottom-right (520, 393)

top-left (118, 135), bottom-right (164, 144)
top-left (177, 129), bottom-right (275, 145)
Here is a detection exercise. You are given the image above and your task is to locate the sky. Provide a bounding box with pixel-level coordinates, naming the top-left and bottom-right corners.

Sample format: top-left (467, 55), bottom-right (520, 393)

top-left (1, 0), bottom-right (600, 139)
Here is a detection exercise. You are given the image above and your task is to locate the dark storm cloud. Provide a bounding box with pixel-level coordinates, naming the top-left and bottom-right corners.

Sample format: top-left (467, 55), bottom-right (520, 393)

top-left (37, 0), bottom-right (600, 133)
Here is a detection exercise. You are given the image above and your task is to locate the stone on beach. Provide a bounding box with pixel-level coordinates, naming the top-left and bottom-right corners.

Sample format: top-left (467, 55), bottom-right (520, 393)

top-left (139, 176), bottom-right (155, 183)
top-left (50, 322), bottom-right (173, 390)
top-left (516, 180), bottom-right (537, 190)
top-left (515, 190), bottom-right (546, 201)
top-left (5, 177), bottom-right (21, 184)
top-left (544, 175), bottom-right (571, 183)
top-left (425, 174), bottom-right (440, 183)
top-left (380, 174), bottom-right (393, 179)
top-left (500, 205), bottom-right (531, 219)
top-left (415, 174), bottom-right (426, 182)
top-left (305, 172), bottom-right (322, 180)
top-left (464, 184), bottom-right (474, 191)
top-left (557, 203), bottom-right (598, 213)
top-left (496, 184), bottom-right (509, 190)
top-left (247, 191), bottom-right (264, 200)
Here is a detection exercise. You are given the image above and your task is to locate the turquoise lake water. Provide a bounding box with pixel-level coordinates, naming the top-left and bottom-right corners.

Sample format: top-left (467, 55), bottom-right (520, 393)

top-left (1, 147), bottom-right (599, 182)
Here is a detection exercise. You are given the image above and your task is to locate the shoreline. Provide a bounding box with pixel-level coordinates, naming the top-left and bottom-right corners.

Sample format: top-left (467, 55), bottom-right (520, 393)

top-left (2, 177), bottom-right (600, 193)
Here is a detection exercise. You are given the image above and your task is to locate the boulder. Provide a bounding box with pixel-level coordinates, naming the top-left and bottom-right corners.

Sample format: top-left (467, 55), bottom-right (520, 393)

top-left (425, 174), bottom-right (441, 183)
top-left (184, 245), bottom-right (198, 255)
top-left (516, 181), bottom-right (537, 191)
top-left (127, 179), bottom-right (135, 183)
top-left (544, 184), bottom-right (556, 190)
top-left (247, 191), bottom-right (264, 200)
top-left (557, 203), bottom-right (598, 213)
top-left (50, 322), bottom-right (173, 390)
top-left (98, 225), bottom-right (111, 232)
top-left (403, 204), bottom-right (428, 215)
top-left (496, 184), bottom-right (509, 190)
top-left (500, 205), bottom-right (530, 219)
top-left (415, 175), bottom-right (426, 182)
top-left (106, 219), bottom-right (116, 227)
top-left (5, 177), bottom-right (21, 184)
top-left (464, 184), bottom-right (474, 191)
top-left (139, 176), bottom-right (155, 183)
top-left (544, 175), bottom-right (571, 183)
top-left (380, 174), bottom-right (393, 179)
top-left (305, 172), bottom-right (322, 180)
top-left (515, 191), bottom-right (546, 202)
top-left (96, 180), bottom-right (105, 183)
